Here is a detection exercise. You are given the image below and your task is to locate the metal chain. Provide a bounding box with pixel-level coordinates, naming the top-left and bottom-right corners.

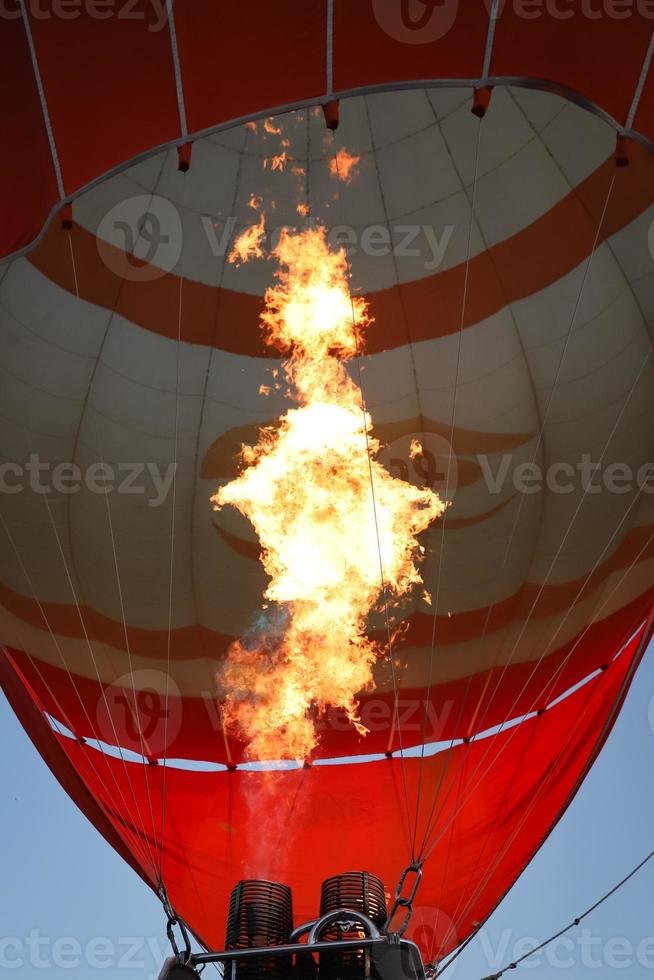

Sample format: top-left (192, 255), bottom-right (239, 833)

top-left (159, 883), bottom-right (192, 963)
top-left (383, 862), bottom-right (423, 936)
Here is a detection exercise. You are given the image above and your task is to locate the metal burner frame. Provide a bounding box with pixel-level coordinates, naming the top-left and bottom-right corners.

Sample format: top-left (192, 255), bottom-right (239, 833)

top-left (159, 909), bottom-right (426, 980)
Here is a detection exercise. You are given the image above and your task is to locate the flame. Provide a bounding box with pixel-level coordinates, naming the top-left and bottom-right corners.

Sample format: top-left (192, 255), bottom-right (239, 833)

top-left (212, 225), bottom-right (445, 760)
top-left (229, 214), bottom-right (266, 265)
top-left (329, 148), bottom-right (361, 183)
top-left (265, 140), bottom-right (290, 173)
top-left (265, 151), bottom-right (288, 172)
top-left (264, 118), bottom-right (282, 135)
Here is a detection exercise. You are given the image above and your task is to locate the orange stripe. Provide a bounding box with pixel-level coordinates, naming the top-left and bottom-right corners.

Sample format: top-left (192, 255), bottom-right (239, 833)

top-left (200, 415), bottom-right (533, 483)
top-left (395, 523), bottom-right (654, 649)
top-left (2, 523), bottom-right (652, 660)
top-left (212, 493), bottom-right (518, 561)
top-left (27, 148), bottom-right (654, 357)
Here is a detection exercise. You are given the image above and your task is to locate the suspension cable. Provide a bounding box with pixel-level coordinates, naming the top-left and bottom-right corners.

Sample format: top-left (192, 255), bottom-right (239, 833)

top-left (421, 519), bottom-right (654, 869)
top-left (416, 164), bottom-right (619, 862)
top-left (474, 845), bottom-right (654, 979)
top-left (436, 344), bottom-right (654, 936)
top-left (159, 157), bottom-right (186, 885)
top-left (0, 502), bottom-right (159, 876)
top-left (414, 104), bottom-right (484, 864)
top-left (416, 157), bottom-right (619, 860)
top-left (331, 124), bottom-right (416, 859)
top-left (35, 217), bottom-right (167, 876)
top-left (419, 602), bottom-right (653, 977)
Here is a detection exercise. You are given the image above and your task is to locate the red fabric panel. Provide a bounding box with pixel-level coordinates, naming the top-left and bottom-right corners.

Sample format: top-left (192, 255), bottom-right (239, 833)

top-left (0, 2), bottom-right (59, 256)
top-left (490, 7), bottom-right (653, 126)
top-left (3, 3), bottom-right (654, 263)
top-left (6, 590), bottom-right (651, 767)
top-left (28, 625), bottom-right (645, 957)
top-left (332, 0), bottom-right (488, 91)
top-left (25, 0), bottom-right (181, 193)
top-left (173, 0), bottom-right (327, 134)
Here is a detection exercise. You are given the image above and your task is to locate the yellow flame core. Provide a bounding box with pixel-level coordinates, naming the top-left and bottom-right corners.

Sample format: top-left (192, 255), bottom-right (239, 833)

top-left (212, 226), bottom-right (445, 761)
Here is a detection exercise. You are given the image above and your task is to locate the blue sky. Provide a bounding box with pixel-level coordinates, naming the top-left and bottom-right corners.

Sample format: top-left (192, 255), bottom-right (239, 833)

top-left (1, 642), bottom-right (654, 980)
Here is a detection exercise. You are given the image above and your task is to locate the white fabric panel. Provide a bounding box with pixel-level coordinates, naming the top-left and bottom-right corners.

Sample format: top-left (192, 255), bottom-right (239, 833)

top-left (0, 84), bottom-right (651, 688)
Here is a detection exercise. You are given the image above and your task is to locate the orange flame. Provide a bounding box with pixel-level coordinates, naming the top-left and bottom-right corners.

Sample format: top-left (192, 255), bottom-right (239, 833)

top-left (265, 151), bottom-right (288, 172)
top-left (229, 214), bottom-right (266, 265)
top-left (329, 148), bottom-right (361, 183)
top-left (212, 226), bottom-right (444, 760)
top-left (410, 438), bottom-right (423, 459)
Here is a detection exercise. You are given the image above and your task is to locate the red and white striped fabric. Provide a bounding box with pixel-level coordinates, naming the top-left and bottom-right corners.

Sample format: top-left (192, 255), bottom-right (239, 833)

top-left (1, 4), bottom-right (654, 962)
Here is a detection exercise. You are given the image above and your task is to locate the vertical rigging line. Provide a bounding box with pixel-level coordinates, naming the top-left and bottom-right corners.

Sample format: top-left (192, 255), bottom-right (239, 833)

top-left (67, 232), bottom-right (80, 299)
top-left (459, 169), bottom-right (618, 730)
top-left (432, 670), bottom-right (606, 977)
top-left (189, 117), bottom-right (257, 772)
top-left (413, 114), bottom-right (483, 855)
top-left (445, 599), bottom-right (652, 952)
top-left (415, 166), bottom-right (618, 861)
top-left (448, 612), bottom-right (647, 949)
top-left (420, 494), bottom-right (652, 867)
top-left (159, 172), bottom-right (186, 887)
top-left (0, 515), bottom-right (156, 870)
top-left (437, 609), bottom-right (654, 980)
top-left (421, 512), bottom-right (654, 867)
top-left (27, 224), bottom-right (163, 877)
top-left (0, 503), bottom-right (158, 875)
top-left (68, 224), bottom-right (162, 869)
top-left (101, 450), bottom-right (161, 869)
top-left (498, 340), bottom-right (652, 677)
top-left (36, 452), bottom-right (160, 876)
top-left (332, 129), bottom-right (416, 859)
top-left (359, 94), bottom-right (432, 765)
top-left (159, 249), bottom-right (183, 885)
top-left (459, 332), bottom-right (651, 821)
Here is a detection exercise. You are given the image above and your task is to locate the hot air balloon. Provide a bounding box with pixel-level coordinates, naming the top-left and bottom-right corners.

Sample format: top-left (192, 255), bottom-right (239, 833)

top-left (1, 2), bottom-right (654, 975)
